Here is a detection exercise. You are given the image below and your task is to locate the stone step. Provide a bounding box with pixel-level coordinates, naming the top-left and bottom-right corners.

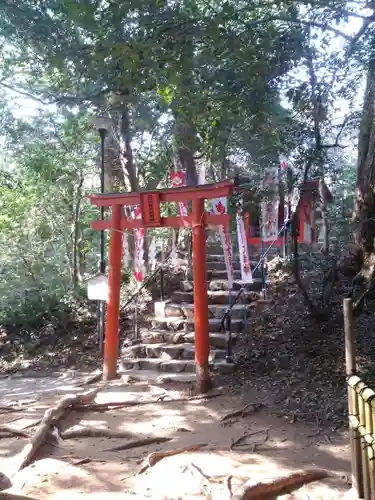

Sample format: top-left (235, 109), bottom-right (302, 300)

top-left (186, 269), bottom-right (244, 280)
top-left (208, 279), bottom-right (263, 292)
top-left (183, 331), bottom-right (239, 349)
top-left (138, 329), bottom-right (239, 347)
top-left (119, 358), bottom-right (235, 375)
top-left (206, 254), bottom-right (240, 263)
top-left (206, 261), bottom-right (239, 271)
top-left (180, 279), bottom-right (263, 293)
top-left (122, 342), bottom-right (226, 361)
top-left (171, 289), bottom-right (261, 305)
top-left (120, 370), bottom-right (197, 384)
top-left (175, 302), bottom-right (249, 320)
top-left (149, 317), bottom-right (244, 333)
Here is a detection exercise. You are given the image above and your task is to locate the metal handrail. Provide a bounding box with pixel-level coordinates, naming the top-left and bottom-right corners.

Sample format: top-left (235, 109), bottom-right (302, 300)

top-left (220, 218), bottom-right (291, 361)
top-left (120, 261), bottom-right (167, 313)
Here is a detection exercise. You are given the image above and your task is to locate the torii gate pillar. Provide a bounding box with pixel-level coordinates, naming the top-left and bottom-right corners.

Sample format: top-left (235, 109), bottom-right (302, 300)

top-left (192, 197), bottom-right (211, 392)
top-left (89, 180), bottom-right (235, 392)
top-left (103, 203), bottom-right (123, 381)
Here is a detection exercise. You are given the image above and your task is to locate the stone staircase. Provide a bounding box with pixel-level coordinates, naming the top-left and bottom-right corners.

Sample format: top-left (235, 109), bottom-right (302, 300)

top-left (119, 241), bottom-right (276, 384)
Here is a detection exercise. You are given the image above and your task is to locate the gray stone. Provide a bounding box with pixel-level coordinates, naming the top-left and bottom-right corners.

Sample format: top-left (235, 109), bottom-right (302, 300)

top-left (208, 280), bottom-right (243, 291)
top-left (186, 269), bottom-right (241, 281)
top-left (209, 304), bottom-right (249, 319)
top-left (122, 345), bottom-right (145, 358)
top-left (141, 330), bottom-right (166, 344)
top-left (207, 261), bottom-right (241, 271)
top-left (181, 303), bottom-right (214, 319)
top-left (145, 344), bottom-right (163, 358)
top-left (120, 359), bottom-right (139, 370)
top-left (159, 360), bottom-right (189, 373)
top-left (209, 349), bottom-right (226, 361)
top-left (151, 317), bottom-right (186, 331)
top-left (180, 281), bottom-right (194, 292)
top-left (138, 359), bottom-right (162, 370)
top-left (120, 370), bottom-right (196, 385)
top-left (161, 345), bottom-right (184, 360)
top-left (165, 303), bottom-right (184, 318)
top-left (171, 291), bottom-right (192, 303)
top-left (212, 360), bottom-right (236, 374)
top-left (184, 332), bottom-right (238, 349)
top-left (184, 318), bottom-right (243, 333)
top-left (181, 343), bottom-right (195, 360)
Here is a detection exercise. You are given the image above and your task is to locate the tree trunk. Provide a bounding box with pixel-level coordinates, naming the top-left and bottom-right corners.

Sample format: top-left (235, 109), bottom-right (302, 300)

top-left (172, 116), bottom-right (198, 187)
top-left (350, 48), bottom-right (375, 311)
top-left (319, 178), bottom-right (329, 255)
top-left (72, 174), bottom-right (84, 287)
top-left (354, 53), bottom-right (375, 264)
top-left (120, 105), bottom-right (138, 192)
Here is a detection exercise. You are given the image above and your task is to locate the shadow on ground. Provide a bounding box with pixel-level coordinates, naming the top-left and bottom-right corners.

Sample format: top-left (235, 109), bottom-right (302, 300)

top-left (0, 377), bottom-right (350, 499)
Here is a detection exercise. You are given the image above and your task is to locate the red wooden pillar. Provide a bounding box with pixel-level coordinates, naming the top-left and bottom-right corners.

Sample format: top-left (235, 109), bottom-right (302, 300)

top-left (103, 204), bottom-right (123, 381)
top-left (192, 198), bottom-right (211, 393)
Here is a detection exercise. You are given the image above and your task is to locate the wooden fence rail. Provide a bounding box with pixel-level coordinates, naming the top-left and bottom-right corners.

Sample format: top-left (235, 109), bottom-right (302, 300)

top-left (344, 298), bottom-right (375, 500)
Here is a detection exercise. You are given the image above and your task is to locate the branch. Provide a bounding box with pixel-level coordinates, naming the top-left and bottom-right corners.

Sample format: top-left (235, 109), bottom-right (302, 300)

top-left (0, 82), bottom-right (47, 104)
top-left (347, 18), bottom-right (374, 56)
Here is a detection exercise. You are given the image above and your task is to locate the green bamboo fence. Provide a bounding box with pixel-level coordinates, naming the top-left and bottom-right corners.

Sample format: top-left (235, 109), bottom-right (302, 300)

top-left (344, 298), bottom-right (375, 500)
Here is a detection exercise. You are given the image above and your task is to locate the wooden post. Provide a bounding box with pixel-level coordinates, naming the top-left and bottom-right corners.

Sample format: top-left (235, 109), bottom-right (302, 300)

top-left (344, 298), bottom-right (363, 498)
top-left (344, 298), bottom-right (356, 376)
top-left (103, 204), bottom-right (123, 381)
top-left (192, 198), bottom-right (211, 393)
top-left (363, 388), bottom-right (375, 498)
top-left (359, 388), bottom-right (371, 500)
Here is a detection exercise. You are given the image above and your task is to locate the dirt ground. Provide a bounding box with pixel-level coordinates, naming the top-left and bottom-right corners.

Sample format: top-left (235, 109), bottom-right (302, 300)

top-left (0, 374), bottom-right (351, 499)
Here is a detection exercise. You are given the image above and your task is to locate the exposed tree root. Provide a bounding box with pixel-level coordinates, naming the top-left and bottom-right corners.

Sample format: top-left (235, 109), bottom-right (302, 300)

top-left (0, 472), bottom-right (12, 490)
top-left (231, 469), bottom-right (329, 499)
top-left (83, 371), bottom-right (102, 385)
top-left (60, 427), bottom-right (133, 440)
top-left (221, 403), bottom-right (263, 422)
top-left (0, 494), bottom-right (39, 500)
top-left (0, 407), bottom-right (23, 414)
top-left (77, 392), bottom-right (222, 412)
top-left (13, 388), bottom-right (99, 472)
top-left (0, 426), bottom-right (30, 439)
top-left (138, 442), bottom-right (207, 474)
top-left (229, 430), bottom-right (266, 451)
top-left (102, 436), bottom-right (172, 452)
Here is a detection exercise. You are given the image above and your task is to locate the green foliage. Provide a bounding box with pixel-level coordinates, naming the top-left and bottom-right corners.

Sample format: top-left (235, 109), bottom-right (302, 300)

top-left (0, 0), bottom-right (368, 328)
top-left (0, 109), bottom-right (100, 325)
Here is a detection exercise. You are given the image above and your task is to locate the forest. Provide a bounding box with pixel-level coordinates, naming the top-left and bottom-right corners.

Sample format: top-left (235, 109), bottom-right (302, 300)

top-left (0, 0), bottom-right (372, 349)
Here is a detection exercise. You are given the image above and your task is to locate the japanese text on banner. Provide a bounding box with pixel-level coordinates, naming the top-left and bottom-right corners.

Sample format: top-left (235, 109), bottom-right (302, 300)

top-left (211, 197), bottom-right (233, 290)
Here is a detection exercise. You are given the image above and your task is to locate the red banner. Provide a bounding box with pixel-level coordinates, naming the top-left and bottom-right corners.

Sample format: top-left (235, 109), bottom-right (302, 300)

top-left (133, 206), bottom-right (144, 282)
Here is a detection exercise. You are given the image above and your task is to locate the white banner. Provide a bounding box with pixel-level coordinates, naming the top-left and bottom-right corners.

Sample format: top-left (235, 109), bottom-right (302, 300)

top-left (149, 236), bottom-right (157, 272)
top-left (211, 197), bottom-right (234, 290)
top-left (261, 199), bottom-right (279, 242)
top-left (123, 231), bottom-right (130, 268)
top-left (236, 212), bottom-right (253, 283)
top-left (133, 206), bottom-right (145, 282)
top-left (170, 169), bottom-right (188, 216)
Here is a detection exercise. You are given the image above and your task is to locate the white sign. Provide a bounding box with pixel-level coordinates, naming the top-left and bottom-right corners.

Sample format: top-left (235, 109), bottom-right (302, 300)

top-left (87, 273), bottom-right (108, 301)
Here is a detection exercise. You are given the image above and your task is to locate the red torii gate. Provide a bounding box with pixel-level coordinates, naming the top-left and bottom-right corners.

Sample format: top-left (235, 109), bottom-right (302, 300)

top-left (89, 180), bottom-right (235, 392)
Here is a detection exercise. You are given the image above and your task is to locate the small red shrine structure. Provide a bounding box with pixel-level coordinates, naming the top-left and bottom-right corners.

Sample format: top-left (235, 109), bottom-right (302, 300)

top-left (89, 180), bottom-right (235, 392)
top-left (244, 179), bottom-right (333, 247)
